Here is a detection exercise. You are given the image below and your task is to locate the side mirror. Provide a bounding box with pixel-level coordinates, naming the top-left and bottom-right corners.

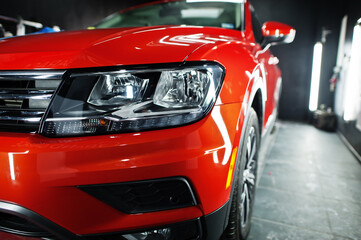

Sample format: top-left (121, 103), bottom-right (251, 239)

top-left (261, 21), bottom-right (296, 47)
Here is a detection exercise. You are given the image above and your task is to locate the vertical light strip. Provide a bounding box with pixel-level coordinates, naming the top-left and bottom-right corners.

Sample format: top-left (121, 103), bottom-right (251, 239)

top-left (211, 106), bottom-right (232, 165)
top-left (336, 16), bottom-right (348, 67)
top-left (8, 151), bottom-right (29, 181)
top-left (8, 153), bottom-right (15, 181)
top-left (309, 42), bottom-right (323, 111)
top-left (344, 21), bottom-right (361, 121)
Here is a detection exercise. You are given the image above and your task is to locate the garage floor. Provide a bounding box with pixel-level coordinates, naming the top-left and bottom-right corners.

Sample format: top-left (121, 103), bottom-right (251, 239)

top-left (249, 121), bottom-right (361, 240)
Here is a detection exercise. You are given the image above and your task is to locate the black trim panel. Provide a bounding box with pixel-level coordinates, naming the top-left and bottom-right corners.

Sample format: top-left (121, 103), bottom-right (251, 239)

top-left (78, 177), bottom-right (198, 214)
top-left (201, 200), bottom-right (230, 240)
top-left (0, 201), bottom-right (76, 240)
top-left (0, 199), bottom-right (233, 239)
top-left (0, 211), bottom-right (52, 237)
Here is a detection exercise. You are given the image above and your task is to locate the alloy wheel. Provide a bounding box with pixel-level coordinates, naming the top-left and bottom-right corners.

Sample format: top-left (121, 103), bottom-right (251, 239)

top-left (240, 126), bottom-right (257, 227)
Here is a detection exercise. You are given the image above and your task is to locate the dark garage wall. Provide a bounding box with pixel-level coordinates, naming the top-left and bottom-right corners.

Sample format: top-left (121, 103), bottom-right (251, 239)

top-left (334, 0), bottom-right (361, 157)
top-left (0, 0), bottom-right (355, 124)
top-left (250, 0), bottom-right (347, 121)
top-left (250, 0), bottom-right (320, 121)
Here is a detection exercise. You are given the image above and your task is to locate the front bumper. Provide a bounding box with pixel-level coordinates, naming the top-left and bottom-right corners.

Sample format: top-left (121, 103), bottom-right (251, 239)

top-left (0, 103), bottom-right (244, 238)
top-left (0, 200), bottom-right (231, 240)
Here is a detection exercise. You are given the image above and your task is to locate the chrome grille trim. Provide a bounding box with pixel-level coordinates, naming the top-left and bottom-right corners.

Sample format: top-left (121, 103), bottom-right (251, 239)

top-left (0, 93), bottom-right (53, 100)
top-left (0, 116), bottom-right (42, 122)
top-left (0, 71), bottom-right (65, 80)
top-left (0, 71), bottom-right (64, 133)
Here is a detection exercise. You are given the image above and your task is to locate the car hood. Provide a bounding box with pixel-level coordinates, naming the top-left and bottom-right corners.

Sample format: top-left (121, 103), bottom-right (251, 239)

top-left (0, 26), bottom-right (242, 70)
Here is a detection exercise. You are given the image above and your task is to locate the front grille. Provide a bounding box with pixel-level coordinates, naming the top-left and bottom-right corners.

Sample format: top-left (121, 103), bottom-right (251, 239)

top-left (79, 177), bottom-right (197, 214)
top-left (0, 71), bottom-right (64, 133)
top-left (0, 212), bottom-right (54, 238)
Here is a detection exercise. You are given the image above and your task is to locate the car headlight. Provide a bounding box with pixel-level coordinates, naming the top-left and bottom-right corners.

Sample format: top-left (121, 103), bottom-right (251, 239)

top-left (40, 62), bottom-right (224, 137)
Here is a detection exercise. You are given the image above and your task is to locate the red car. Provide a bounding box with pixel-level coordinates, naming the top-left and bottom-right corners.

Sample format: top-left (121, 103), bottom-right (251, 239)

top-left (0, 0), bottom-right (295, 239)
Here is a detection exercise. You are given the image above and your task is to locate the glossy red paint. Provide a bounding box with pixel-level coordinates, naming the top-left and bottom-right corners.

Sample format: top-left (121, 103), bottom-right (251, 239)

top-left (262, 21), bottom-right (296, 39)
top-left (0, 26), bottom-right (243, 71)
top-left (0, 0), bottom-right (295, 238)
top-left (0, 103), bottom-right (243, 234)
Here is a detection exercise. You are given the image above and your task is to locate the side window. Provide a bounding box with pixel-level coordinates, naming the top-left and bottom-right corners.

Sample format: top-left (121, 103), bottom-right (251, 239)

top-left (250, 5), bottom-right (264, 45)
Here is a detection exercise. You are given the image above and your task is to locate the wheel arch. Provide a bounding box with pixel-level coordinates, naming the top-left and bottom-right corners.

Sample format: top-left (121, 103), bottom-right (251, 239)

top-left (251, 89), bottom-right (264, 137)
top-left (220, 67), bottom-right (265, 232)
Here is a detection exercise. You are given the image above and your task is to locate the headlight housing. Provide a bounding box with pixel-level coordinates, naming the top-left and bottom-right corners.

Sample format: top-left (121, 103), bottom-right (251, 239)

top-left (40, 62), bottom-right (224, 137)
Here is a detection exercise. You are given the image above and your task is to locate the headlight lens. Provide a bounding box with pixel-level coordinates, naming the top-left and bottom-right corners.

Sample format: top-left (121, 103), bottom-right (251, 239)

top-left (40, 63), bottom-right (224, 137)
top-left (154, 70), bottom-right (212, 108)
top-left (88, 74), bottom-right (149, 106)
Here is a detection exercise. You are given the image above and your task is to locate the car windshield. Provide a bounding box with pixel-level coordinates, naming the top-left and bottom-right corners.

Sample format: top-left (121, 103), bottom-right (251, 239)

top-left (95, 0), bottom-right (244, 30)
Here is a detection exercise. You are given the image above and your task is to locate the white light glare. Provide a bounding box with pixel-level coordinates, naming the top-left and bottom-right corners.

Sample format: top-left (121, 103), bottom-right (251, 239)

top-left (344, 22), bottom-right (361, 121)
top-left (8, 153), bottom-right (15, 181)
top-left (309, 42), bottom-right (323, 111)
top-left (8, 151), bottom-right (30, 181)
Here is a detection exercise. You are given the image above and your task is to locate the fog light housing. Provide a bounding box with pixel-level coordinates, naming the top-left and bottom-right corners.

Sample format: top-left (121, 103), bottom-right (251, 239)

top-left (122, 228), bottom-right (171, 240)
top-left (84, 219), bottom-right (201, 240)
top-left (121, 219), bottom-right (200, 240)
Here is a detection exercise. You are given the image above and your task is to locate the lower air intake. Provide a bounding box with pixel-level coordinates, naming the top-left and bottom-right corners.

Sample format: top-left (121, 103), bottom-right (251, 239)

top-left (78, 177), bottom-right (197, 214)
top-left (0, 212), bottom-right (54, 238)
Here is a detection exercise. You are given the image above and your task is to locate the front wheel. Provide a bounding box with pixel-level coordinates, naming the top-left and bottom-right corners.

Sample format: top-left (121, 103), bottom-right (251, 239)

top-left (222, 108), bottom-right (260, 240)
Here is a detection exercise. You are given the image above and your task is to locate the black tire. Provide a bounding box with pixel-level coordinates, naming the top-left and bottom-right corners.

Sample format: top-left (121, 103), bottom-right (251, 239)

top-left (222, 108), bottom-right (260, 240)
